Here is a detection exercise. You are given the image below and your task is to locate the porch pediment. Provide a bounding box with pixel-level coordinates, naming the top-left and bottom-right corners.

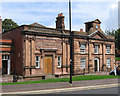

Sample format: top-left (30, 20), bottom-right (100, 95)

top-left (88, 30), bottom-right (107, 39)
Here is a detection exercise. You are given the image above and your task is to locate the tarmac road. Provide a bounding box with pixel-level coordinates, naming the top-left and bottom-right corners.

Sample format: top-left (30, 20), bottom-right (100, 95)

top-left (2, 86), bottom-right (119, 96)
top-left (2, 78), bottom-right (118, 92)
top-left (49, 87), bottom-right (119, 94)
top-left (1, 78), bottom-right (119, 96)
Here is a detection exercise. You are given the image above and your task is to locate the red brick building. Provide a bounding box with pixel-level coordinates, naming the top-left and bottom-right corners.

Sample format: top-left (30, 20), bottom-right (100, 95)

top-left (0, 13), bottom-right (115, 77)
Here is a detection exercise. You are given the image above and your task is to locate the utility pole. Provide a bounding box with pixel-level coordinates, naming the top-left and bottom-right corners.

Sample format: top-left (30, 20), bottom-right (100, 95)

top-left (69, 0), bottom-right (73, 84)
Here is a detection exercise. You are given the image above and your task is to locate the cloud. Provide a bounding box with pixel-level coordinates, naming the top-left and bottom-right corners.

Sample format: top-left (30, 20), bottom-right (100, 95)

top-left (0, 0), bottom-right (119, 2)
top-left (117, 1), bottom-right (120, 29)
top-left (1, 1), bottom-right (118, 32)
top-left (1, 2), bottom-right (68, 26)
top-left (104, 2), bottom-right (118, 31)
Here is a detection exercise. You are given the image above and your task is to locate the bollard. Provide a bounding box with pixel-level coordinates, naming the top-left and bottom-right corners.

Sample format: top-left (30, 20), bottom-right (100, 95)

top-left (13, 75), bottom-right (17, 82)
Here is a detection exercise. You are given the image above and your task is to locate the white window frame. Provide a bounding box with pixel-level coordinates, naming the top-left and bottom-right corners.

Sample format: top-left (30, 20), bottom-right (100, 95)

top-left (106, 46), bottom-right (111, 54)
top-left (80, 44), bottom-right (86, 54)
top-left (2, 55), bottom-right (10, 60)
top-left (94, 45), bottom-right (99, 54)
top-left (94, 58), bottom-right (99, 72)
top-left (107, 58), bottom-right (111, 68)
top-left (2, 55), bottom-right (11, 75)
top-left (58, 56), bottom-right (61, 67)
top-left (36, 56), bottom-right (40, 68)
top-left (81, 58), bottom-right (86, 69)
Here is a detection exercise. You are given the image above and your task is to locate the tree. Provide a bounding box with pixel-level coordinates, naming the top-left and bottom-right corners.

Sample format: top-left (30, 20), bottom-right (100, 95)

top-left (2, 19), bottom-right (18, 32)
top-left (105, 29), bottom-right (120, 53)
top-left (105, 30), bottom-right (116, 36)
top-left (116, 28), bottom-right (120, 50)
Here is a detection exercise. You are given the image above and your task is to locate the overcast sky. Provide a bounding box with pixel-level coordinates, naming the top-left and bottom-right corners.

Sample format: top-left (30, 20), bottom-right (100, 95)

top-left (0, 0), bottom-right (119, 32)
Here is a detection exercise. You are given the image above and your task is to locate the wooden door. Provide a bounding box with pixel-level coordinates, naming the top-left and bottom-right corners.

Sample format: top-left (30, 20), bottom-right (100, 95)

top-left (44, 56), bottom-right (53, 74)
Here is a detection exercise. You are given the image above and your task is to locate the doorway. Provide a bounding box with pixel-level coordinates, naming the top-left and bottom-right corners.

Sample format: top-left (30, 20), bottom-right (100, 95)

top-left (2, 60), bottom-right (8, 74)
top-left (44, 56), bottom-right (53, 74)
top-left (2, 55), bottom-right (10, 75)
top-left (94, 58), bottom-right (99, 72)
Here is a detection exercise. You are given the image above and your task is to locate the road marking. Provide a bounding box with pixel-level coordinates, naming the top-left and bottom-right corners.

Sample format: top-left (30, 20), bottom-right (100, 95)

top-left (2, 83), bottom-right (119, 95)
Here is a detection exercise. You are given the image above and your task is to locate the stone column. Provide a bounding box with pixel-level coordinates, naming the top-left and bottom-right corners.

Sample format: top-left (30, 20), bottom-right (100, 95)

top-left (88, 41), bottom-right (92, 72)
top-left (67, 42), bottom-right (70, 73)
top-left (31, 37), bottom-right (36, 75)
top-left (102, 43), bottom-right (106, 71)
top-left (85, 43), bottom-right (88, 73)
top-left (62, 40), bottom-right (67, 74)
top-left (25, 38), bottom-right (30, 75)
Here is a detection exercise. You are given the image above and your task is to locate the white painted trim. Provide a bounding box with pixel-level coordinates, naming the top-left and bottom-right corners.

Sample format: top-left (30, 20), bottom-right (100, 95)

top-left (58, 56), bottom-right (61, 67)
top-left (36, 56), bottom-right (40, 68)
top-left (8, 60), bottom-right (10, 75)
top-left (94, 58), bottom-right (99, 71)
top-left (94, 45), bottom-right (99, 54)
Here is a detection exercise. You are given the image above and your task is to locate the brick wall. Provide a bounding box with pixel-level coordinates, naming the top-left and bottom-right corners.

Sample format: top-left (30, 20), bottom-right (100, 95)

top-left (73, 37), bottom-right (115, 74)
top-left (2, 27), bottom-right (24, 75)
top-left (23, 35), bottom-right (70, 76)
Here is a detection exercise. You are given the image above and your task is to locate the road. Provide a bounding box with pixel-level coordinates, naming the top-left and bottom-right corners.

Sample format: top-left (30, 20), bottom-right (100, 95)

top-left (49, 87), bottom-right (119, 94)
top-left (2, 87), bottom-right (119, 96)
top-left (2, 78), bottom-right (119, 96)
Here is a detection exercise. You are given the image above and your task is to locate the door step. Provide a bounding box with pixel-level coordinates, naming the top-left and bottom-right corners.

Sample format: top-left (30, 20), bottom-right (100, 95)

top-left (45, 75), bottom-right (56, 79)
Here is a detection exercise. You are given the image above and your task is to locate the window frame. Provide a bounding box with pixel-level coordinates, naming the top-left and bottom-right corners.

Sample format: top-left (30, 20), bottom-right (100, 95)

top-left (106, 46), bottom-right (111, 54)
top-left (36, 56), bottom-right (40, 68)
top-left (94, 45), bottom-right (99, 54)
top-left (2, 55), bottom-right (10, 60)
top-left (58, 56), bottom-right (61, 68)
top-left (81, 58), bottom-right (86, 69)
top-left (80, 44), bottom-right (86, 54)
top-left (107, 58), bottom-right (111, 68)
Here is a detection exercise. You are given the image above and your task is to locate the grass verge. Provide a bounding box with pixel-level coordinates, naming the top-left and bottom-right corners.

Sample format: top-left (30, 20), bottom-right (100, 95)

top-left (1, 75), bottom-right (120, 85)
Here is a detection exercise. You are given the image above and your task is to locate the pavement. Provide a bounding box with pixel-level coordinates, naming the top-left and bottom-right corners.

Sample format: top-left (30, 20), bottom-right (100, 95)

top-left (2, 84), bottom-right (119, 95)
top-left (1, 72), bottom-right (109, 83)
top-left (2, 78), bottom-right (119, 94)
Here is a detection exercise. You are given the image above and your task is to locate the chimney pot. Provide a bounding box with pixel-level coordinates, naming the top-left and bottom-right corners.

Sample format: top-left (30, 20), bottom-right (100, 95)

top-left (60, 13), bottom-right (63, 16)
top-left (56, 13), bottom-right (65, 30)
top-left (80, 29), bottom-right (83, 32)
top-left (58, 14), bottom-right (60, 17)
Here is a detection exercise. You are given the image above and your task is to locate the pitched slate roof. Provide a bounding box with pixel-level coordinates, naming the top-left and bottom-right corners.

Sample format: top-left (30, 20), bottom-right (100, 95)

top-left (84, 19), bottom-right (101, 24)
top-left (30, 22), bottom-right (46, 28)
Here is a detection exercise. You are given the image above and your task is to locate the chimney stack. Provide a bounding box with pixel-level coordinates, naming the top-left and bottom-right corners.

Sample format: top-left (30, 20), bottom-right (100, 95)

top-left (80, 29), bottom-right (83, 32)
top-left (0, 16), bottom-right (2, 34)
top-left (56, 13), bottom-right (65, 30)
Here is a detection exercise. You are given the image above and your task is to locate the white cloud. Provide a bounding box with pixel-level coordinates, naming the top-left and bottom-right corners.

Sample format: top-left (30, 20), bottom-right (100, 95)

top-left (104, 2), bottom-right (118, 31)
top-left (0, 0), bottom-right (119, 2)
top-left (1, 1), bottom-right (119, 32)
top-left (111, 3), bottom-right (118, 9)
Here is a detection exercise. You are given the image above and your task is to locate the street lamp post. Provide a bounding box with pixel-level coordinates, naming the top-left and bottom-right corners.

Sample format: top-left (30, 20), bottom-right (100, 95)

top-left (69, 0), bottom-right (73, 84)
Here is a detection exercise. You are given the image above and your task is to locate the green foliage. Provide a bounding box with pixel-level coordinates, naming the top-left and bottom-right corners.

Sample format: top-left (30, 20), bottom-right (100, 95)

top-left (105, 30), bottom-right (116, 36)
top-left (2, 19), bottom-right (18, 32)
top-left (116, 28), bottom-right (120, 50)
top-left (105, 28), bottom-right (120, 50)
top-left (116, 57), bottom-right (120, 61)
top-left (1, 75), bottom-right (120, 85)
